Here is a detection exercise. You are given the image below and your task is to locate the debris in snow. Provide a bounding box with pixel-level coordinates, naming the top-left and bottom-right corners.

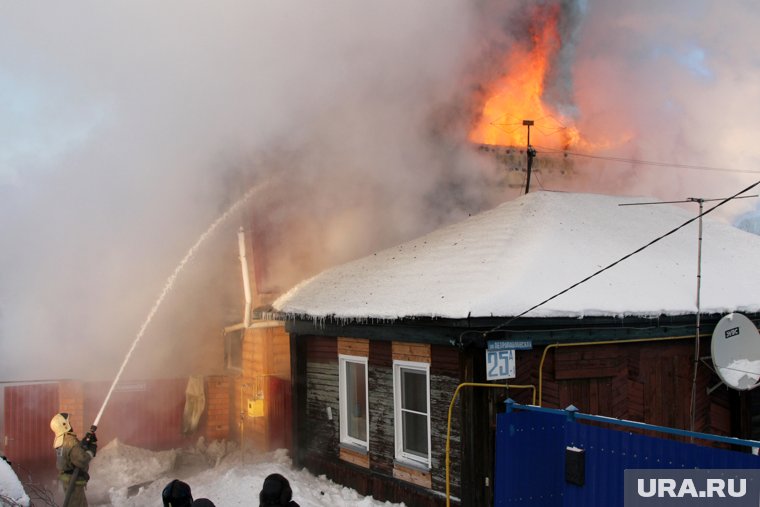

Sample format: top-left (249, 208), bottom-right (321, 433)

top-left (87, 439), bottom-right (177, 502)
top-left (0, 458), bottom-right (30, 507)
top-left (180, 437), bottom-right (236, 469)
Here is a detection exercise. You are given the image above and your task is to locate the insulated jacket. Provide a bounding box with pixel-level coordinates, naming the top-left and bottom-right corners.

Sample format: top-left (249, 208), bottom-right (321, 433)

top-left (55, 433), bottom-right (92, 480)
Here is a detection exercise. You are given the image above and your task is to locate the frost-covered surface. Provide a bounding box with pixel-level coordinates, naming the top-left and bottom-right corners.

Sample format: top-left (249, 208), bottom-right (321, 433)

top-left (717, 359), bottom-right (760, 390)
top-left (275, 191), bottom-right (760, 320)
top-left (97, 447), bottom-right (402, 507)
top-left (88, 439), bottom-right (178, 501)
top-left (0, 458), bottom-right (30, 507)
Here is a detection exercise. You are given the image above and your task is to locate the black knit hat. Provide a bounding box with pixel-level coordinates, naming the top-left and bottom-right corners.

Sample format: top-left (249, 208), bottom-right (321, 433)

top-left (162, 479), bottom-right (193, 507)
top-left (259, 473), bottom-right (293, 506)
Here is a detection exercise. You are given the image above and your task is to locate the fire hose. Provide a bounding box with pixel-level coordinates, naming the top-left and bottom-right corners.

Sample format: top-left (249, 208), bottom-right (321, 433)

top-left (62, 425), bottom-right (98, 507)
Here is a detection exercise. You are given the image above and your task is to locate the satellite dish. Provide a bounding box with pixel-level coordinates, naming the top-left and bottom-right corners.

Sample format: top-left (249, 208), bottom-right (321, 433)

top-left (711, 313), bottom-right (760, 391)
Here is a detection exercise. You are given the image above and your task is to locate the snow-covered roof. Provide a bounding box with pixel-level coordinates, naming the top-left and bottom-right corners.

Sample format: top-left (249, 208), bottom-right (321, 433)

top-left (273, 191), bottom-right (760, 321)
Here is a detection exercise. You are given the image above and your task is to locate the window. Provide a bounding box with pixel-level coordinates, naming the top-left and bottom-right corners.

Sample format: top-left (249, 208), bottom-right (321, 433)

top-left (224, 330), bottom-right (243, 372)
top-left (339, 355), bottom-right (369, 449)
top-left (393, 360), bottom-right (431, 467)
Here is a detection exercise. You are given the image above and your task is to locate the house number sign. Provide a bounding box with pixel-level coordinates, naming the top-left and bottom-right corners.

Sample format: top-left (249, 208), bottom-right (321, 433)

top-left (486, 349), bottom-right (516, 380)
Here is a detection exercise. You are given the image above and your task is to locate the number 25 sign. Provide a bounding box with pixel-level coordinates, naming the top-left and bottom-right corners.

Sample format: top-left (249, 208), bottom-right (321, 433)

top-left (486, 349), bottom-right (516, 380)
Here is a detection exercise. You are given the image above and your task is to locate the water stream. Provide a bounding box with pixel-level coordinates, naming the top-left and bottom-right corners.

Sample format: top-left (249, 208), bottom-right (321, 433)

top-left (93, 183), bottom-right (262, 427)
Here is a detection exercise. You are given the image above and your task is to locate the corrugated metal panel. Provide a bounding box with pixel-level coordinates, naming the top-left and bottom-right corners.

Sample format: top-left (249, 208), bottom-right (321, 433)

top-left (495, 411), bottom-right (565, 506)
top-left (84, 378), bottom-right (190, 450)
top-left (3, 383), bottom-right (59, 480)
top-left (495, 410), bottom-right (760, 507)
top-left (564, 418), bottom-right (760, 506)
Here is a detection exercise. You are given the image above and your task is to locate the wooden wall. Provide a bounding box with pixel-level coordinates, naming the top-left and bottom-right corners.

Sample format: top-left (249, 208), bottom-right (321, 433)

top-left (234, 323), bottom-right (292, 450)
top-left (299, 335), bottom-right (462, 506)
top-left (516, 337), bottom-right (731, 435)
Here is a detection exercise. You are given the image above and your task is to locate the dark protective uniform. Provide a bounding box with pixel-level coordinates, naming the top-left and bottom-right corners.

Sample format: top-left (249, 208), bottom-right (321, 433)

top-left (55, 432), bottom-right (92, 507)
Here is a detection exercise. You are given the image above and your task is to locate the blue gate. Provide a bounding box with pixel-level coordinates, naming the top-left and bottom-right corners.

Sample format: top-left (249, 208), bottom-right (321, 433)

top-left (495, 401), bottom-right (760, 506)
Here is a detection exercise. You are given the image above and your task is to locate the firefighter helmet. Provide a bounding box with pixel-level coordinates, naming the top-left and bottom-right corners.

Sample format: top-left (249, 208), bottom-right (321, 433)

top-left (50, 413), bottom-right (72, 448)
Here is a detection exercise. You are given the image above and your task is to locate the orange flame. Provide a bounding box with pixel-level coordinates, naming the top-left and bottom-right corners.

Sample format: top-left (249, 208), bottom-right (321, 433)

top-left (470, 5), bottom-right (582, 150)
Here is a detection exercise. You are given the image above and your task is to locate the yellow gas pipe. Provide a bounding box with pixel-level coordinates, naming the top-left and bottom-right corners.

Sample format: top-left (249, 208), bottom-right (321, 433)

top-left (445, 382), bottom-right (536, 507)
top-left (445, 334), bottom-right (703, 506)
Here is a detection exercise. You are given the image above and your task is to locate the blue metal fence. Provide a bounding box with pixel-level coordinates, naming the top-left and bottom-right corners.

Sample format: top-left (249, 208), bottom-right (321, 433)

top-left (494, 401), bottom-right (760, 506)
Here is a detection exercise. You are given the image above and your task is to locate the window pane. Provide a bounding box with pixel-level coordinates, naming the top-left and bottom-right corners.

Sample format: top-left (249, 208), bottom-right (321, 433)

top-left (402, 411), bottom-right (428, 457)
top-left (346, 361), bottom-right (367, 442)
top-left (401, 369), bottom-right (427, 413)
top-left (224, 331), bottom-right (243, 370)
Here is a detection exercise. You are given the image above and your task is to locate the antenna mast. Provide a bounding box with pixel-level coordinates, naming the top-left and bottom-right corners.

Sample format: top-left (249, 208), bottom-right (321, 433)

top-left (523, 120), bottom-right (536, 194)
top-left (687, 197), bottom-right (704, 435)
top-left (620, 194), bottom-right (759, 434)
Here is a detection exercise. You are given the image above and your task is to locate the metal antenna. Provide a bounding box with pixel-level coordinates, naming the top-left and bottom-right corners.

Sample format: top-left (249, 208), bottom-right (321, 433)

top-left (620, 194), bottom-right (758, 435)
top-left (687, 197), bottom-right (704, 437)
top-left (523, 120), bottom-right (536, 194)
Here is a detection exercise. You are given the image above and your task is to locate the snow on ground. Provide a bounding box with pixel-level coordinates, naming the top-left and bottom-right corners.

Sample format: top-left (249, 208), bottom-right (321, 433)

top-left (88, 439), bottom-right (178, 499)
top-left (0, 458), bottom-right (30, 507)
top-left (89, 441), bottom-right (404, 507)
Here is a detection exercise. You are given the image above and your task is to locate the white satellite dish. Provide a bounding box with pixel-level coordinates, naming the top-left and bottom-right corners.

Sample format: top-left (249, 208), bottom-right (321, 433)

top-left (711, 312), bottom-right (760, 391)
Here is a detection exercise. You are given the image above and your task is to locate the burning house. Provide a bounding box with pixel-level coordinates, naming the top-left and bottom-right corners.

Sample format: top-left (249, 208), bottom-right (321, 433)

top-left (273, 191), bottom-right (760, 506)
top-left (5, 0), bottom-right (760, 504)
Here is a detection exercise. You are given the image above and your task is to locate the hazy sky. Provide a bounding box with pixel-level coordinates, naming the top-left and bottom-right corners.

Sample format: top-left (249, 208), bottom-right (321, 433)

top-left (2, 0), bottom-right (760, 382)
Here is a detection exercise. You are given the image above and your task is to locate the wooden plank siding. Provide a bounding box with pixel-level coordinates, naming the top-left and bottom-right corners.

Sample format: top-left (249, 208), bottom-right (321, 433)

top-left (299, 336), bottom-right (462, 506)
top-left (287, 315), bottom-right (753, 506)
top-left (516, 337), bottom-right (730, 436)
top-left (235, 323), bottom-right (292, 451)
top-left (392, 342), bottom-right (431, 363)
top-left (338, 337), bottom-right (369, 357)
top-left (305, 358), bottom-right (340, 461)
top-left (430, 350), bottom-right (461, 498)
top-left (368, 341), bottom-right (394, 478)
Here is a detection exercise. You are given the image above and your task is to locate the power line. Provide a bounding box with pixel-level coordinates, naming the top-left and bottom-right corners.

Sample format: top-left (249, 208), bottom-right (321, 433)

top-left (619, 195), bottom-right (758, 206)
top-left (535, 145), bottom-right (760, 175)
top-left (482, 109), bottom-right (760, 174)
top-left (484, 178), bottom-right (760, 335)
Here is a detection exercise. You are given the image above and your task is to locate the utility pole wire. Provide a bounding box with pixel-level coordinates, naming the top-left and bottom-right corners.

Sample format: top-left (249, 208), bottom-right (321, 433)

top-left (535, 146), bottom-right (760, 175)
top-left (485, 179), bottom-right (760, 335)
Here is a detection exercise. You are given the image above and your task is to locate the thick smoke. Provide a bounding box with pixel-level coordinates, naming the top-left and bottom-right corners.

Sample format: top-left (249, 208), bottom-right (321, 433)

top-left (564, 1), bottom-right (760, 211)
top-left (0, 1), bottom-right (508, 382)
top-left (469, 0), bottom-right (760, 217)
top-left (2, 1), bottom-right (759, 383)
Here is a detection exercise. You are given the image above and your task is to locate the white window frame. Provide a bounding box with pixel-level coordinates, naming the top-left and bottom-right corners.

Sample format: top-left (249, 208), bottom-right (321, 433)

top-left (338, 354), bottom-right (370, 450)
top-left (393, 360), bottom-right (431, 468)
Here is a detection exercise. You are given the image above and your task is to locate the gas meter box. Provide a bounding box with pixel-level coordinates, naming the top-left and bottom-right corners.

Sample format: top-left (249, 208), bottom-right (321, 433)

top-left (247, 399), bottom-right (264, 417)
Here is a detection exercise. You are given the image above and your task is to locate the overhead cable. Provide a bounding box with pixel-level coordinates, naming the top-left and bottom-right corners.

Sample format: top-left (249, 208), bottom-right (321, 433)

top-left (536, 146), bottom-right (760, 175)
top-left (485, 179), bottom-right (760, 335)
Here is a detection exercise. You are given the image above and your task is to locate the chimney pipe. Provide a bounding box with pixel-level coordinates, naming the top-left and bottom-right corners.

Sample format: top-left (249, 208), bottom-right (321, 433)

top-left (224, 227), bottom-right (253, 334)
top-left (238, 227), bottom-right (252, 328)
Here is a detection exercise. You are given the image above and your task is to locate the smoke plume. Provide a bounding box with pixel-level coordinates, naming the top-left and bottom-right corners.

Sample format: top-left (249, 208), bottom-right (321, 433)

top-left (1, 0), bottom-right (759, 382)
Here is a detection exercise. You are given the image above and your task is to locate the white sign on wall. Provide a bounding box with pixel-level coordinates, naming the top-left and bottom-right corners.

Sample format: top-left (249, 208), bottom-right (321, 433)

top-left (486, 349), bottom-right (516, 380)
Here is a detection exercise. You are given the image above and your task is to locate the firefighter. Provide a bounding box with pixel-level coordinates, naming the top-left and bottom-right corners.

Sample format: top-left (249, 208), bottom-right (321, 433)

top-left (50, 413), bottom-right (97, 507)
